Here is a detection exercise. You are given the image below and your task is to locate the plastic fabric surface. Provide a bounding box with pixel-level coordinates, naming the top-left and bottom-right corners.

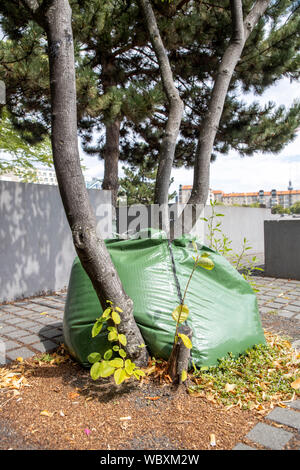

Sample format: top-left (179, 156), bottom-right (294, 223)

top-left (63, 236), bottom-right (265, 368)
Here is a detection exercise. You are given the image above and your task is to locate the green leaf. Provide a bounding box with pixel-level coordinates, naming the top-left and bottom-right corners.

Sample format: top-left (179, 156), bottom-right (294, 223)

top-left (112, 345), bottom-right (120, 352)
top-left (125, 359), bottom-right (135, 375)
top-left (118, 334), bottom-right (127, 346)
top-left (115, 306), bottom-right (123, 313)
top-left (133, 369), bottom-right (145, 380)
top-left (114, 368), bottom-right (126, 385)
top-left (103, 349), bottom-right (113, 360)
top-left (138, 343), bottom-right (146, 348)
top-left (108, 330), bottom-right (118, 342)
top-left (197, 256), bottom-right (214, 270)
top-left (107, 326), bottom-right (117, 332)
top-left (92, 321), bottom-right (103, 338)
top-left (90, 362), bottom-right (102, 380)
top-left (111, 311), bottom-right (121, 325)
top-left (109, 358), bottom-right (124, 368)
top-left (178, 333), bottom-right (192, 349)
top-left (99, 361), bottom-right (115, 378)
top-left (119, 348), bottom-right (127, 358)
top-left (101, 308), bottom-right (111, 319)
top-left (181, 370), bottom-right (187, 382)
top-left (87, 352), bottom-right (101, 364)
top-left (172, 304), bottom-right (189, 324)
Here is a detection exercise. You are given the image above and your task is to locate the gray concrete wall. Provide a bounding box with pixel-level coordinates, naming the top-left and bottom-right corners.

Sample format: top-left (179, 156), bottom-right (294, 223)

top-left (116, 204), bottom-right (277, 258)
top-left (201, 205), bottom-right (278, 256)
top-left (264, 219), bottom-right (300, 280)
top-left (0, 181), bottom-right (112, 302)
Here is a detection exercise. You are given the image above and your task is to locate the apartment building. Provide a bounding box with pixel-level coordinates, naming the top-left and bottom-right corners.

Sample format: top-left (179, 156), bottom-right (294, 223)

top-left (178, 184), bottom-right (300, 208)
top-left (178, 185), bottom-right (215, 205)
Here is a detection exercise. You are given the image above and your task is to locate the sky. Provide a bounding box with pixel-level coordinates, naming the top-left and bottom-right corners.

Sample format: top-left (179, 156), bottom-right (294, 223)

top-left (82, 77), bottom-right (300, 196)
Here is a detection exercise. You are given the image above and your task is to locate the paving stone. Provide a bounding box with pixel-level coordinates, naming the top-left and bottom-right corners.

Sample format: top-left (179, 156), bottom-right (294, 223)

top-left (3, 316), bottom-right (25, 325)
top-left (292, 339), bottom-right (300, 350)
top-left (21, 321), bottom-right (42, 329)
top-left (32, 340), bottom-right (58, 353)
top-left (246, 423), bottom-right (293, 450)
top-left (295, 314), bottom-right (300, 321)
top-left (259, 307), bottom-right (278, 314)
top-left (4, 329), bottom-right (34, 339)
top-left (4, 340), bottom-right (21, 351)
top-left (33, 315), bottom-right (55, 324)
top-left (20, 334), bottom-right (43, 345)
top-left (7, 347), bottom-right (35, 361)
top-left (0, 305), bottom-right (23, 312)
top-left (23, 323), bottom-right (46, 333)
top-left (284, 305), bottom-right (300, 313)
top-left (288, 401), bottom-right (300, 411)
top-left (43, 319), bottom-right (63, 327)
top-left (41, 328), bottom-right (62, 339)
top-left (278, 310), bottom-right (296, 319)
top-left (52, 335), bottom-right (64, 344)
top-left (23, 304), bottom-right (52, 313)
top-left (266, 407), bottom-right (300, 430)
top-left (233, 443), bottom-right (256, 450)
top-left (33, 300), bottom-right (63, 310)
top-left (0, 325), bottom-right (16, 335)
top-left (264, 302), bottom-right (281, 309)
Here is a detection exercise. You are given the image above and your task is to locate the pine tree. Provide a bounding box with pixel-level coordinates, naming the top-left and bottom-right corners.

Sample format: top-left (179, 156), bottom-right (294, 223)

top-left (1, 1), bottom-right (299, 206)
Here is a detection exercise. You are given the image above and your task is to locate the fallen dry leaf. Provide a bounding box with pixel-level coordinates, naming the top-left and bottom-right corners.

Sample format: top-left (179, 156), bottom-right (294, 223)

top-left (144, 396), bottom-right (160, 401)
top-left (225, 383), bottom-right (237, 393)
top-left (40, 410), bottom-right (54, 417)
top-left (291, 377), bottom-right (300, 390)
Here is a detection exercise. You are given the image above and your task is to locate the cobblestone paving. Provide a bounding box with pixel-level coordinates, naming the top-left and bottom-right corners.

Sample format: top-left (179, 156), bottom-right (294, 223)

top-left (233, 401), bottom-right (300, 450)
top-left (0, 293), bottom-right (66, 363)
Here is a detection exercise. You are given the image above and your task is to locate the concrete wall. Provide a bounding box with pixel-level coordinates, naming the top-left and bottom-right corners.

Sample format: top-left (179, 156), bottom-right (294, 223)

top-left (116, 204), bottom-right (277, 257)
top-left (201, 205), bottom-right (278, 255)
top-left (264, 219), bottom-right (300, 280)
top-left (0, 181), bottom-right (112, 302)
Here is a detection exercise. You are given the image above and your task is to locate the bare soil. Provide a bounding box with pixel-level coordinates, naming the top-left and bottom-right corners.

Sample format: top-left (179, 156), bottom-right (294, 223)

top-left (0, 358), bottom-right (261, 451)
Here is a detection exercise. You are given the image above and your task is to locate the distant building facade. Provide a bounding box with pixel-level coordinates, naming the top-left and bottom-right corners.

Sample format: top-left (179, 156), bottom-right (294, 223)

top-left (178, 185), bottom-right (215, 205)
top-left (178, 183), bottom-right (300, 208)
top-left (0, 168), bottom-right (101, 190)
top-left (0, 168), bottom-right (57, 185)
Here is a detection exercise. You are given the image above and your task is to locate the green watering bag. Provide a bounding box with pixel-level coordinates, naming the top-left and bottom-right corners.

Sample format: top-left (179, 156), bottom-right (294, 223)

top-left (63, 235), bottom-right (265, 368)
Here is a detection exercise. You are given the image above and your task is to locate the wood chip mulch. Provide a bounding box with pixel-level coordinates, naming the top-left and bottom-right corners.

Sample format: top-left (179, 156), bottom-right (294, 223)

top-left (0, 356), bottom-right (263, 451)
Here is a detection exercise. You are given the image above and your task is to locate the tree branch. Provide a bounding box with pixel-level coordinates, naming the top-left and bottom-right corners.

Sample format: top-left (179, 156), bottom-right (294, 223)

top-left (138, 0), bottom-right (184, 206)
top-left (187, 0), bottom-right (271, 208)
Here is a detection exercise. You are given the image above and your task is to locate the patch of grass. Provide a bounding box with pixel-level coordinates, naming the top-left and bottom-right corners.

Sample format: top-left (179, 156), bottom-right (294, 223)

top-left (189, 331), bottom-right (299, 414)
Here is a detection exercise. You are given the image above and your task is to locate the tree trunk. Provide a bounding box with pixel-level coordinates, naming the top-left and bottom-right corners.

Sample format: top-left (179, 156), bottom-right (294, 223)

top-left (188, 0), bottom-right (271, 207)
top-left (101, 57), bottom-right (121, 208)
top-left (102, 118), bottom-right (120, 207)
top-left (138, 0), bottom-right (184, 206)
top-left (33, 0), bottom-right (148, 367)
top-left (167, 325), bottom-right (193, 385)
